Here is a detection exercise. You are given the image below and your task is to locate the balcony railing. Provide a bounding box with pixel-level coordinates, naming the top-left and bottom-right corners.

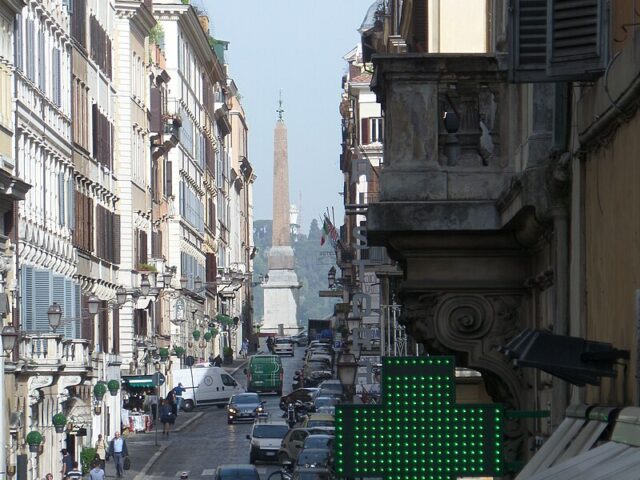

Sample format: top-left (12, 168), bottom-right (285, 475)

top-left (19, 333), bottom-right (92, 372)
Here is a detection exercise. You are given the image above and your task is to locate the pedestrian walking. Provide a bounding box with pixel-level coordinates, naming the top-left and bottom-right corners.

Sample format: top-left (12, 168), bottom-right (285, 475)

top-left (160, 397), bottom-right (175, 436)
top-left (144, 389), bottom-right (159, 421)
top-left (89, 461), bottom-right (106, 480)
top-left (60, 449), bottom-right (73, 479)
top-left (94, 433), bottom-right (107, 471)
top-left (212, 354), bottom-right (222, 367)
top-left (241, 338), bottom-right (249, 358)
top-left (65, 462), bottom-right (83, 480)
top-left (108, 431), bottom-right (129, 478)
top-left (172, 383), bottom-right (186, 413)
top-left (266, 336), bottom-right (274, 353)
top-left (208, 353), bottom-right (215, 365)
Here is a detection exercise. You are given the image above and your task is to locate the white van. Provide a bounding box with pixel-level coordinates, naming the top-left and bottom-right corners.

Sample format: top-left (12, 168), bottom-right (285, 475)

top-left (171, 366), bottom-right (244, 411)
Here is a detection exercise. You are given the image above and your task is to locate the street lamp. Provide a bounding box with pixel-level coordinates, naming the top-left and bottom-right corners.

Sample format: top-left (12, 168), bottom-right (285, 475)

top-left (163, 269), bottom-right (173, 288)
top-left (47, 302), bottom-right (62, 331)
top-left (140, 274), bottom-right (151, 296)
top-left (87, 294), bottom-right (101, 316)
top-left (180, 275), bottom-right (188, 290)
top-left (116, 286), bottom-right (128, 306)
top-left (1, 325), bottom-right (19, 479)
top-left (194, 276), bottom-right (202, 291)
top-left (328, 266), bottom-right (336, 289)
top-left (337, 352), bottom-right (359, 402)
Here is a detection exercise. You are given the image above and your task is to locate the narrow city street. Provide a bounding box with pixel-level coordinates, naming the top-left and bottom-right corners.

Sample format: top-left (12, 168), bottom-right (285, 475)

top-left (137, 349), bottom-right (302, 479)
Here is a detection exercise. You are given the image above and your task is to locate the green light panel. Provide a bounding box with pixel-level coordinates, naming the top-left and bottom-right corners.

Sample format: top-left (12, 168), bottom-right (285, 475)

top-left (334, 356), bottom-right (504, 480)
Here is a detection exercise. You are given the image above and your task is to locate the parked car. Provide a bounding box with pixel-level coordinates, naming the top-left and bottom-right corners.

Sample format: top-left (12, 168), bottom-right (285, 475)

top-left (294, 448), bottom-right (333, 472)
top-left (227, 393), bottom-right (266, 424)
top-left (291, 331), bottom-right (309, 346)
top-left (214, 464), bottom-right (260, 480)
top-left (302, 434), bottom-right (334, 451)
top-left (274, 337), bottom-right (295, 356)
top-left (313, 396), bottom-right (340, 414)
top-left (247, 418), bottom-right (290, 464)
top-left (317, 380), bottom-right (344, 399)
top-left (280, 388), bottom-right (320, 411)
top-left (301, 413), bottom-right (335, 429)
top-left (277, 427), bottom-right (334, 464)
top-left (302, 371), bottom-right (333, 388)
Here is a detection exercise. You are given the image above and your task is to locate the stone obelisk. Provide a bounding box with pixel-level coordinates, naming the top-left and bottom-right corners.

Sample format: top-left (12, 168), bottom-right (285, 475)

top-left (263, 94), bottom-right (301, 336)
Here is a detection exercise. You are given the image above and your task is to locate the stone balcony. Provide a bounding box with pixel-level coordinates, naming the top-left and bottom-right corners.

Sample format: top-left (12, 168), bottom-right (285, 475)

top-left (368, 54), bottom-right (512, 237)
top-left (18, 333), bottom-right (92, 374)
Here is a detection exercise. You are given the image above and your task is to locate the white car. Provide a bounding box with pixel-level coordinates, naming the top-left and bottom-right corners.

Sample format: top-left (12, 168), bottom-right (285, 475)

top-left (273, 337), bottom-right (295, 356)
top-left (246, 418), bottom-right (290, 464)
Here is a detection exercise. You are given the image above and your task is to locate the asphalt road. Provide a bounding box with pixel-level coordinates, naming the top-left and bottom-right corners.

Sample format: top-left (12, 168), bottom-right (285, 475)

top-left (143, 348), bottom-right (304, 479)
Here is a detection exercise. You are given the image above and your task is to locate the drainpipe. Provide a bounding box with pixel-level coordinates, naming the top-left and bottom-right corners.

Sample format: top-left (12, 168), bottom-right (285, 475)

top-left (551, 205), bottom-right (569, 427)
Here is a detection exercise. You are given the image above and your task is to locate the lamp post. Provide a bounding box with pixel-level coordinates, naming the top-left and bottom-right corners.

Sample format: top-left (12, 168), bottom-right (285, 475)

top-left (47, 303), bottom-right (62, 332)
top-left (337, 352), bottom-right (359, 402)
top-left (1, 325), bottom-right (19, 479)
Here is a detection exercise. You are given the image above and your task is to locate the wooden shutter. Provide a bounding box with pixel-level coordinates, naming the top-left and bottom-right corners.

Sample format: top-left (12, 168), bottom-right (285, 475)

top-left (100, 301), bottom-right (109, 353)
top-left (152, 230), bottom-right (162, 258)
top-left (165, 160), bottom-right (172, 196)
top-left (361, 118), bottom-right (370, 145)
top-left (412, 0), bottom-right (427, 52)
top-left (547, 0), bottom-right (606, 79)
top-left (509, 0), bottom-right (548, 82)
top-left (112, 307), bottom-right (120, 354)
top-left (38, 30), bottom-right (45, 91)
top-left (15, 15), bottom-right (23, 72)
top-left (113, 214), bottom-right (121, 264)
top-left (139, 230), bottom-right (148, 264)
top-left (150, 87), bottom-right (162, 133)
top-left (34, 270), bottom-right (51, 332)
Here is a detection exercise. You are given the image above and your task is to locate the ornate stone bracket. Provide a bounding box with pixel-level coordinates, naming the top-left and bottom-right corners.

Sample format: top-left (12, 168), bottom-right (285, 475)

top-left (400, 291), bottom-right (532, 469)
top-left (27, 375), bottom-right (54, 406)
top-left (56, 375), bottom-right (83, 403)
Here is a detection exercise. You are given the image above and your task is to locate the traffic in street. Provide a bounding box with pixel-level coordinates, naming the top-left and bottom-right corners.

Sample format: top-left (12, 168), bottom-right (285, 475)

top-left (141, 342), bottom-right (319, 479)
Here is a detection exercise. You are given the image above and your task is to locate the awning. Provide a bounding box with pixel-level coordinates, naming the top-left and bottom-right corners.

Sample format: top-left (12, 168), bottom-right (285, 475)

top-left (122, 375), bottom-right (154, 388)
top-left (135, 297), bottom-right (153, 310)
top-left (518, 406), bottom-right (640, 480)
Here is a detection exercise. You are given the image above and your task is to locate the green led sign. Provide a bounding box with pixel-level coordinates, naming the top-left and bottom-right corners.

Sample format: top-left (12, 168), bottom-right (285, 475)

top-left (334, 356), bottom-right (504, 480)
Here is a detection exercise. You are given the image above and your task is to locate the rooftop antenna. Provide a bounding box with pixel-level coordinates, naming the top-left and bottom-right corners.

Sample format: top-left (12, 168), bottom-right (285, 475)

top-left (277, 89), bottom-right (284, 121)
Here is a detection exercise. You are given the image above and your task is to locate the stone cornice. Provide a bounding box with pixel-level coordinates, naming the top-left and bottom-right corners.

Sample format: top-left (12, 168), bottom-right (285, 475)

top-left (0, 0), bottom-right (26, 16)
top-left (115, 1), bottom-right (156, 36)
top-left (153, 2), bottom-right (226, 83)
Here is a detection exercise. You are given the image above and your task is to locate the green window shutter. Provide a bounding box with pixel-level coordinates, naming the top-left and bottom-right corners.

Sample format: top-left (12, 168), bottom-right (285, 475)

top-left (547, 0), bottom-right (607, 79)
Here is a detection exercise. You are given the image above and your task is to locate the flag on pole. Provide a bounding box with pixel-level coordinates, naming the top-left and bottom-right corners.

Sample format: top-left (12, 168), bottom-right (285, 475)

top-left (320, 218), bottom-right (328, 246)
top-left (324, 214), bottom-right (340, 250)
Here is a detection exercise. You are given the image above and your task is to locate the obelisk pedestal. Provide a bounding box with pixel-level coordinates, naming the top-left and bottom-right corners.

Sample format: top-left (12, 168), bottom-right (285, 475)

top-left (262, 98), bottom-right (301, 336)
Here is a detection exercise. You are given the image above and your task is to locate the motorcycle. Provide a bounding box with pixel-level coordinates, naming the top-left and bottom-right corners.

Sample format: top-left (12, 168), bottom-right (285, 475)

top-left (283, 400), bottom-right (309, 427)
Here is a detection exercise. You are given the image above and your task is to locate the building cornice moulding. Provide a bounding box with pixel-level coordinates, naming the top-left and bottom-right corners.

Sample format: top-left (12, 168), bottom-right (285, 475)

top-left (116, 1), bottom-right (156, 35)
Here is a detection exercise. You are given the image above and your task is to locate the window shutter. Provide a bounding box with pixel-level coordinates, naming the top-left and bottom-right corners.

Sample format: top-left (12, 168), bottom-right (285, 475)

top-left (58, 173), bottom-right (65, 227)
top-left (547, 0), bottom-right (606, 79)
top-left (112, 308), bottom-right (120, 353)
top-left (21, 265), bottom-right (33, 330)
top-left (509, 0), bottom-right (549, 82)
top-left (15, 14), bottom-right (23, 72)
top-left (34, 270), bottom-right (51, 332)
top-left (139, 230), bottom-right (148, 264)
top-left (412, 0), bottom-right (427, 52)
top-left (361, 118), bottom-right (370, 145)
top-left (38, 30), bottom-right (45, 92)
top-left (113, 214), bottom-right (121, 264)
top-left (165, 160), bottom-right (172, 196)
top-left (150, 87), bottom-right (162, 133)
top-left (100, 301), bottom-right (109, 353)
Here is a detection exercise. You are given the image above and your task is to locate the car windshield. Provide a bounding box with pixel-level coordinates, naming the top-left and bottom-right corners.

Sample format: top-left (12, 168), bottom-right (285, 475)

top-left (306, 420), bottom-right (334, 428)
top-left (233, 394), bottom-right (259, 404)
top-left (296, 449), bottom-right (330, 466)
top-left (276, 338), bottom-right (292, 344)
top-left (315, 397), bottom-right (338, 407)
top-left (252, 425), bottom-right (289, 438)
top-left (320, 383), bottom-right (342, 393)
top-left (304, 436), bottom-right (333, 449)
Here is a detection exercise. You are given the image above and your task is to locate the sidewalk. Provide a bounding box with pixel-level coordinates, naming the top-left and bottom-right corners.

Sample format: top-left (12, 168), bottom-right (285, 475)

top-left (120, 357), bottom-right (249, 479)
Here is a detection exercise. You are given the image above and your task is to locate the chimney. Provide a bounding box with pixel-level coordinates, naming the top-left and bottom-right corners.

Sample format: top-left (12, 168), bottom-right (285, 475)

top-left (198, 16), bottom-right (209, 35)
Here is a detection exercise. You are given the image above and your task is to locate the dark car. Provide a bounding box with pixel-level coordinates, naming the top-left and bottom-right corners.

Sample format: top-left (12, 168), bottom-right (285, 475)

top-left (295, 448), bottom-right (332, 471)
top-left (318, 380), bottom-right (344, 399)
top-left (227, 393), bottom-right (266, 424)
top-left (280, 388), bottom-right (319, 411)
top-left (303, 371), bottom-right (333, 388)
top-left (214, 464), bottom-right (260, 480)
top-left (303, 434), bottom-right (334, 450)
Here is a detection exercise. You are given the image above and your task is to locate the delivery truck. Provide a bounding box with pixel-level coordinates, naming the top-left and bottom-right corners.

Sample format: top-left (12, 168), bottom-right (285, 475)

top-left (171, 365), bottom-right (244, 411)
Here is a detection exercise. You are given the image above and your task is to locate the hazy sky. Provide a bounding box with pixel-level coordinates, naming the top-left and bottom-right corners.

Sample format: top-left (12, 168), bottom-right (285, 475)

top-left (200, 0), bottom-right (374, 233)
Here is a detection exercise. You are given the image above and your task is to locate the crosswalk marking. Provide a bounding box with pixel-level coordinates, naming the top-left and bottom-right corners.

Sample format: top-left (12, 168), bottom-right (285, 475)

top-left (201, 468), bottom-right (216, 476)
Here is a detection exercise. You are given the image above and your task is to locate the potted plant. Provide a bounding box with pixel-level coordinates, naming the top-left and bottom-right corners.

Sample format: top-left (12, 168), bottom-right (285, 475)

top-left (209, 327), bottom-right (219, 338)
top-left (26, 431), bottom-right (42, 453)
top-left (136, 263), bottom-right (157, 272)
top-left (107, 380), bottom-right (120, 396)
top-left (93, 382), bottom-right (107, 401)
top-left (203, 331), bottom-right (212, 342)
top-left (173, 346), bottom-right (185, 357)
top-left (223, 346), bottom-right (233, 365)
top-left (158, 347), bottom-right (170, 360)
top-left (192, 330), bottom-right (201, 341)
top-left (52, 413), bottom-right (67, 434)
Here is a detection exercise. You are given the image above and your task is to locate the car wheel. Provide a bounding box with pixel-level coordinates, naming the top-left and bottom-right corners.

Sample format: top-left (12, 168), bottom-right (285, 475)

top-left (249, 452), bottom-right (257, 464)
top-left (278, 452), bottom-right (290, 464)
top-left (277, 389), bottom-right (283, 396)
top-left (181, 400), bottom-right (194, 412)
